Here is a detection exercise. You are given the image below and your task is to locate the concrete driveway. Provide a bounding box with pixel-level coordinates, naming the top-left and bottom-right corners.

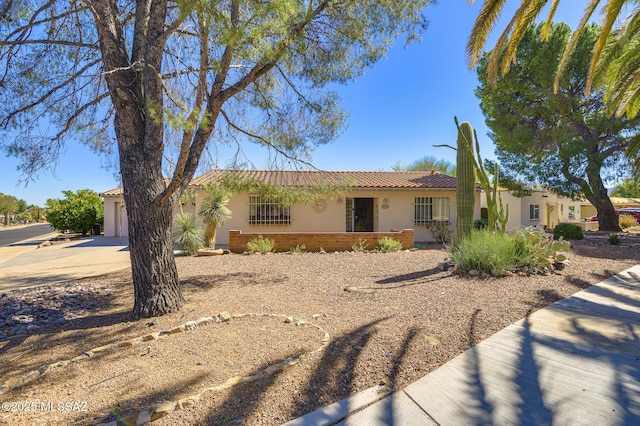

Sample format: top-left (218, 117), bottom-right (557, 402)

top-left (0, 235), bottom-right (131, 292)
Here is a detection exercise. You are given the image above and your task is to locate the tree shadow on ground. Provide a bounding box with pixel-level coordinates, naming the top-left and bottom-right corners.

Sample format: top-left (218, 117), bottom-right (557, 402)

top-left (182, 272), bottom-right (289, 291)
top-left (200, 352), bottom-right (305, 425)
top-left (450, 285), bottom-right (640, 425)
top-left (371, 266), bottom-right (446, 290)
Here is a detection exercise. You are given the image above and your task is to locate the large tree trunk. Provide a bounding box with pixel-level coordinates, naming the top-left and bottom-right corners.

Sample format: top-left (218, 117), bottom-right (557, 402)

top-left (585, 160), bottom-right (621, 233)
top-left (119, 137), bottom-right (185, 319)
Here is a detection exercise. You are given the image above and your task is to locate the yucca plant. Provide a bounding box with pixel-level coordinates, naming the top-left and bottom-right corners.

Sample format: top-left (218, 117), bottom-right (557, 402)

top-left (172, 213), bottom-right (204, 256)
top-left (199, 185), bottom-right (232, 249)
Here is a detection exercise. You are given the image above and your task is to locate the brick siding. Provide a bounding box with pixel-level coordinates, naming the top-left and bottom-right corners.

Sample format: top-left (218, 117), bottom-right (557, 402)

top-left (229, 229), bottom-right (415, 253)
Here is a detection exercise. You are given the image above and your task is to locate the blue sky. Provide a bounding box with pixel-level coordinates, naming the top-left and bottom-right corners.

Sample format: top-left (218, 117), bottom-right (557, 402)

top-left (0, 1), bottom-right (584, 207)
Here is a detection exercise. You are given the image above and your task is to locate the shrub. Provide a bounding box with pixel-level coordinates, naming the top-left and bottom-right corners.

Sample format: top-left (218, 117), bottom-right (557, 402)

top-left (289, 244), bottom-right (306, 254)
top-left (474, 218), bottom-right (488, 230)
top-left (428, 222), bottom-right (453, 243)
top-left (352, 238), bottom-right (368, 252)
top-left (172, 213), bottom-right (204, 256)
top-left (619, 214), bottom-right (636, 229)
top-left (247, 235), bottom-right (276, 253)
top-left (449, 228), bottom-right (570, 276)
top-left (553, 223), bottom-right (584, 240)
top-left (378, 236), bottom-right (403, 251)
top-left (608, 233), bottom-right (621, 245)
top-left (449, 231), bottom-right (521, 276)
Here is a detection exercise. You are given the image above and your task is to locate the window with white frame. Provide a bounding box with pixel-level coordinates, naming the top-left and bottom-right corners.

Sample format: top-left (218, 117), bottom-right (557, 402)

top-left (529, 204), bottom-right (540, 220)
top-left (568, 206), bottom-right (575, 220)
top-left (249, 196), bottom-right (290, 225)
top-left (414, 197), bottom-right (450, 224)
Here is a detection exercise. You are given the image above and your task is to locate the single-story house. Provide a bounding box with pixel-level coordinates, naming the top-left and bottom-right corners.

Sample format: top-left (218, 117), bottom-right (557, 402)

top-left (101, 169), bottom-right (481, 250)
top-left (483, 190), bottom-right (606, 231)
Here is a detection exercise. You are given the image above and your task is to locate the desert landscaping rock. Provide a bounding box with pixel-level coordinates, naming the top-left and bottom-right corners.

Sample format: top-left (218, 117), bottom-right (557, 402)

top-left (0, 241), bottom-right (638, 425)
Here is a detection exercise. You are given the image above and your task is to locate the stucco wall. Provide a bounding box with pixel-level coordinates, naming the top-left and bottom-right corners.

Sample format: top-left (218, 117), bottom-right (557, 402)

top-left (104, 188), bottom-right (482, 243)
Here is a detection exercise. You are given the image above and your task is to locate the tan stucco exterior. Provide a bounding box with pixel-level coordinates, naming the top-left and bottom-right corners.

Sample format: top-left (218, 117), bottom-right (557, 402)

top-left (102, 188), bottom-right (482, 244)
top-left (482, 190), bottom-right (587, 231)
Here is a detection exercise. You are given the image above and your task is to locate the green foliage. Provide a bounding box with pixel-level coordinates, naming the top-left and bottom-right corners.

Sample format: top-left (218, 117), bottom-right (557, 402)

top-left (45, 189), bottom-right (103, 236)
top-left (289, 244), bottom-right (306, 254)
top-left (553, 223), bottom-right (584, 241)
top-left (378, 237), bottom-right (403, 251)
top-left (476, 23), bottom-right (638, 232)
top-left (172, 213), bottom-right (204, 256)
top-left (611, 178), bottom-right (640, 198)
top-left (619, 214), bottom-right (637, 229)
top-left (199, 185), bottom-right (232, 248)
top-left (247, 235), bottom-right (276, 254)
top-left (428, 222), bottom-right (453, 244)
top-left (608, 233), bottom-right (621, 245)
top-left (352, 238), bottom-right (368, 252)
top-left (449, 231), bottom-right (521, 277)
top-left (474, 218), bottom-right (488, 230)
top-left (450, 227), bottom-right (571, 276)
top-left (392, 155), bottom-right (456, 176)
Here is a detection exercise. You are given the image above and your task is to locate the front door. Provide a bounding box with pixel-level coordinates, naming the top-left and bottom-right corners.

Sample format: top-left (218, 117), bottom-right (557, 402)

top-left (354, 198), bottom-right (374, 232)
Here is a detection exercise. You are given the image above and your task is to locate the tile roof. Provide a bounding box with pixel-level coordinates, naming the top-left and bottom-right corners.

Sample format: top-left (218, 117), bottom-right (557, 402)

top-left (193, 169), bottom-right (457, 189)
top-left (100, 169), bottom-right (458, 196)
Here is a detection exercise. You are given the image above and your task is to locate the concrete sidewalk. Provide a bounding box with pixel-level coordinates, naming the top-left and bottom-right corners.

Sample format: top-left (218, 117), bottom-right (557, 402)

top-left (0, 235), bottom-right (130, 292)
top-left (286, 264), bottom-right (640, 425)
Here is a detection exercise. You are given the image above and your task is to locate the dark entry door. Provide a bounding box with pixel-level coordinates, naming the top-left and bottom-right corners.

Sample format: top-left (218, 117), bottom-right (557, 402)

top-left (354, 198), bottom-right (374, 232)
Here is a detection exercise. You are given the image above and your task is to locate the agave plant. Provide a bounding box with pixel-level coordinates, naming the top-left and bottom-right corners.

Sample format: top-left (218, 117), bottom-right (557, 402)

top-left (172, 213), bottom-right (204, 256)
top-left (199, 185), bottom-right (232, 249)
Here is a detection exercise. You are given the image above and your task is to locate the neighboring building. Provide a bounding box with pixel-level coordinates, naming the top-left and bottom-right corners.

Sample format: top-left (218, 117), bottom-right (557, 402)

top-left (482, 190), bottom-right (595, 231)
top-left (101, 169), bottom-right (481, 245)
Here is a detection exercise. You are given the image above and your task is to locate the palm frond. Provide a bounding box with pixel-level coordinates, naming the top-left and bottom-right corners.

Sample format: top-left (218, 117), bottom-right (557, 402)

top-left (468, 0), bottom-right (510, 68)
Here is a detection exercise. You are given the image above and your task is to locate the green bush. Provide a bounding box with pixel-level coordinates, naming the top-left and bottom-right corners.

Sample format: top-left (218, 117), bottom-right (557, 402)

top-left (378, 236), bottom-right (403, 251)
top-left (449, 228), bottom-right (570, 276)
top-left (172, 213), bottom-right (204, 256)
top-left (553, 223), bottom-right (584, 240)
top-left (289, 244), bottom-right (306, 254)
top-left (608, 233), bottom-right (621, 245)
top-left (247, 235), bottom-right (276, 253)
top-left (449, 231), bottom-right (520, 276)
top-left (474, 218), bottom-right (488, 230)
top-left (45, 189), bottom-right (104, 236)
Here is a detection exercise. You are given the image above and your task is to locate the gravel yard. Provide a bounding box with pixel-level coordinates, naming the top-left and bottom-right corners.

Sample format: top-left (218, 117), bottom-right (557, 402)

top-left (1, 238), bottom-right (639, 425)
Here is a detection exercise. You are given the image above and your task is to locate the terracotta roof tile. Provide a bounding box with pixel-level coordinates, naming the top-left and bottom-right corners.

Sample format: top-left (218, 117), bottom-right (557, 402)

top-left (192, 169), bottom-right (457, 189)
top-left (101, 169), bottom-right (458, 196)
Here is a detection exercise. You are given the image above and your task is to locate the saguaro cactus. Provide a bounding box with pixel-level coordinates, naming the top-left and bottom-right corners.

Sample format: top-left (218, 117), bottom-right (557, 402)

top-left (456, 119), bottom-right (476, 237)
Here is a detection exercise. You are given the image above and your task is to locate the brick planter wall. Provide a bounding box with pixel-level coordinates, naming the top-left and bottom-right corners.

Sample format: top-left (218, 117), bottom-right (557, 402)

top-left (229, 229), bottom-right (414, 253)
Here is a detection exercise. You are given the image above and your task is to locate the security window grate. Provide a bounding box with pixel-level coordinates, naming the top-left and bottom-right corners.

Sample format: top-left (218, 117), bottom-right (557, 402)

top-left (415, 197), bottom-right (450, 224)
top-left (249, 196), bottom-right (291, 225)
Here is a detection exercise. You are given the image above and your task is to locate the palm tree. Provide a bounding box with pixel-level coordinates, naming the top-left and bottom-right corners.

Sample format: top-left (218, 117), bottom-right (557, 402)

top-left (468, 0), bottom-right (640, 170)
top-left (199, 186), bottom-right (232, 249)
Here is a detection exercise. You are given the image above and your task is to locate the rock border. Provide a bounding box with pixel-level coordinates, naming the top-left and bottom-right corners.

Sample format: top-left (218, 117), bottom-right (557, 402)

top-left (0, 312), bottom-right (330, 425)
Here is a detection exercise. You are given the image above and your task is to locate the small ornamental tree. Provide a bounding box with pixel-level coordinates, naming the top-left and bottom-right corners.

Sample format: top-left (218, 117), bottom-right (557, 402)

top-left (199, 185), bottom-right (232, 249)
top-left (46, 189), bottom-right (104, 236)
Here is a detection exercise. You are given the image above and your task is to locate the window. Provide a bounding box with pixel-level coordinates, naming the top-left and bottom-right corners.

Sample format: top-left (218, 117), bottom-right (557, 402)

top-left (415, 197), bottom-right (450, 224)
top-left (529, 204), bottom-right (540, 220)
top-left (568, 206), bottom-right (575, 220)
top-left (249, 196), bottom-right (290, 225)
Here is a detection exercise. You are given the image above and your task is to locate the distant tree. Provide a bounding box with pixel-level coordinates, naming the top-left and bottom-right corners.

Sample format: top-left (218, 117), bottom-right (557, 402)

top-left (476, 23), bottom-right (640, 232)
top-left (468, 0), bottom-right (640, 172)
top-left (0, 193), bottom-right (19, 226)
top-left (393, 155), bottom-right (456, 176)
top-left (611, 178), bottom-right (640, 198)
top-left (46, 189), bottom-right (103, 236)
top-left (0, 1), bottom-right (429, 319)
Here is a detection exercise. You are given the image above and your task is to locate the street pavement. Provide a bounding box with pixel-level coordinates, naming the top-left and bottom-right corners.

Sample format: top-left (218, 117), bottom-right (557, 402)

top-left (285, 264), bottom-right (640, 425)
top-left (0, 232), bottom-right (130, 292)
